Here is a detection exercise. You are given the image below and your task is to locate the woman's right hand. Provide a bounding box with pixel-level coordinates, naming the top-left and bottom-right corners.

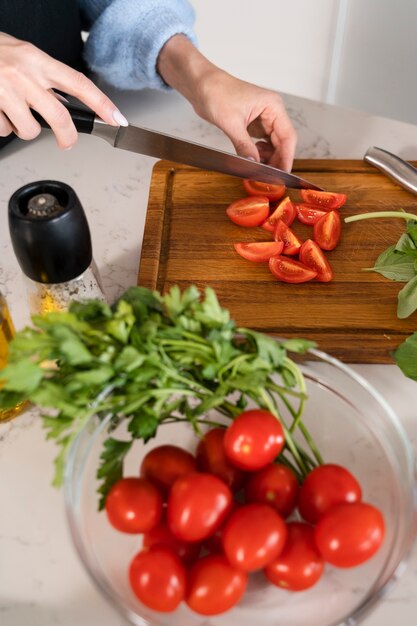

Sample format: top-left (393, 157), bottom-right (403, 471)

top-left (0, 32), bottom-right (128, 149)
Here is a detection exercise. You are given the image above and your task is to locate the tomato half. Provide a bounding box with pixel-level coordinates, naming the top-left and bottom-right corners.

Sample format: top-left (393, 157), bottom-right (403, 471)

top-left (313, 210), bottom-right (341, 251)
top-left (196, 427), bottom-right (247, 491)
top-left (143, 523), bottom-right (201, 563)
top-left (300, 190), bottom-right (347, 210)
top-left (243, 179), bottom-right (286, 201)
top-left (105, 477), bottom-right (163, 534)
top-left (299, 239), bottom-right (333, 283)
top-left (265, 522), bottom-right (324, 591)
top-left (273, 220), bottom-right (302, 255)
top-left (223, 409), bottom-right (285, 471)
top-left (262, 197), bottom-right (296, 231)
top-left (226, 196), bottom-right (270, 227)
top-left (233, 241), bottom-right (284, 263)
top-left (186, 554), bottom-right (247, 616)
top-left (269, 256), bottom-right (317, 283)
top-left (296, 203), bottom-right (327, 225)
top-left (298, 463), bottom-right (362, 524)
top-left (140, 444), bottom-right (197, 495)
top-left (245, 463), bottom-right (298, 518)
top-left (314, 502), bottom-right (385, 568)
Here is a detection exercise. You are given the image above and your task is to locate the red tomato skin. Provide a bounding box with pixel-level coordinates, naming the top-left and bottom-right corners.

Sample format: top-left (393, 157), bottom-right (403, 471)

top-left (314, 502), bottom-right (385, 568)
top-left (298, 463), bottom-right (362, 524)
top-left (299, 239), bottom-right (333, 282)
top-left (245, 463), bottom-right (298, 518)
top-left (313, 210), bottom-right (341, 251)
top-left (196, 428), bottom-right (247, 491)
top-left (222, 503), bottom-right (287, 572)
top-left (269, 255), bottom-right (317, 284)
top-left (186, 554), bottom-right (248, 616)
top-left (243, 179), bottom-right (286, 201)
top-left (300, 190), bottom-right (347, 210)
top-left (265, 522), bottom-right (324, 591)
top-left (273, 219), bottom-right (302, 255)
top-left (143, 523), bottom-right (201, 563)
top-left (140, 444), bottom-right (197, 495)
top-left (262, 197), bottom-right (296, 231)
top-left (105, 477), bottom-right (163, 534)
top-left (233, 241), bottom-right (284, 263)
top-left (296, 204), bottom-right (327, 225)
top-left (129, 546), bottom-right (186, 612)
top-left (223, 409), bottom-right (285, 471)
top-left (168, 472), bottom-right (232, 542)
top-left (226, 196), bottom-right (270, 227)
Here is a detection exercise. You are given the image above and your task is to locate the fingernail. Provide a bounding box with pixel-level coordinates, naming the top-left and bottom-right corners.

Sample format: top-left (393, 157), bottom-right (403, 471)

top-left (113, 109), bottom-right (129, 127)
top-left (64, 146), bottom-right (73, 151)
top-left (245, 156), bottom-right (256, 161)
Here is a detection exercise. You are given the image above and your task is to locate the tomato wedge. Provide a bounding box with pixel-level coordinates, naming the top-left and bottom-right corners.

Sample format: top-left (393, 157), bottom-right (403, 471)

top-left (274, 220), bottom-right (302, 255)
top-left (233, 241), bottom-right (284, 263)
top-left (269, 256), bottom-right (317, 283)
top-left (313, 210), bottom-right (341, 251)
top-left (226, 196), bottom-right (270, 227)
top-left (299, 239), bottom-right (333, 282)
top-left (296, 204), bottom-right (327, 226)
top-left (243, 179), bottom-right (286, 201)
top-left (262, 196), bottom-right (296, 231)
top-left (300, 190), bottom-right (347, 210)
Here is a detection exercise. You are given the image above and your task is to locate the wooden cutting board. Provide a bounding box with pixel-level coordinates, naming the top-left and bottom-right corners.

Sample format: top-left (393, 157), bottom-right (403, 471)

top-left (137, 159), bottom-right (417, 363)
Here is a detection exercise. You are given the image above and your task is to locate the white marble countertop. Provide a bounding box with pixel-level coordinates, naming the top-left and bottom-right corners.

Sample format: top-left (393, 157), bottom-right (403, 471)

top-left (2, 88), bottom-right (417, 626)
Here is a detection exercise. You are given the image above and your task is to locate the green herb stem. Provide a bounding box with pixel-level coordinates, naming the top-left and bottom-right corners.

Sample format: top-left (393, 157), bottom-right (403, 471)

top-left (345, 211), bottom-right (417, 224)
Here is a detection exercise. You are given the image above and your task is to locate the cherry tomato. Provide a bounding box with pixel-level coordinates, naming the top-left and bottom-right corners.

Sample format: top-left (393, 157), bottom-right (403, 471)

top-left (129, 546), bottom-right (186, 612)
top-left (296, 203), bottom-right (327, 225)
top-left (196, 428), bottom-right (247, 491)
top-left (314, 502), bottom-right (385, 568)
top-left (143, 523), bottom-right (201, 563)
top-left (262, 196), bottom-right (296, 231)
top-left (298, 463), bottom-right (362, 524)
top-left (233, 241), bottom-right (284, 263)
top-left (222, 503), bottom-right (287, 572)
top-left (265, 522), bottom-right (324, 591)
top-left (105, 477), bottom-right (163, 534)
top-left (299, 239), bottom-right (333, 283)
top-left (226, 196), bottom-right (270, 227)
top-left (269, 255), bottom-right (317, 283)
top-left (186, 554), bottom-right (248, 615)
top-left (140, 444), bottom-right (197, 494)
top-left (223, 409), bottom-right (285, 471)
top-left (243, 179), bottom-right (286, 201)
top-left (273, 219), bottom-right (303, 255)
top-left (313, 210), bottom-right (341, 250)
top-left (168, 472), bottom-right (232, 542)
top-left (245, 463), bottom-right (298, 518)
top-left (300, 190), bottom-right (347, 210)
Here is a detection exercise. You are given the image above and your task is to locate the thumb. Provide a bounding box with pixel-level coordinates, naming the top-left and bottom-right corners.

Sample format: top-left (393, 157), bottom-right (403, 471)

top-left (226, 124), bottom-right (260, 161)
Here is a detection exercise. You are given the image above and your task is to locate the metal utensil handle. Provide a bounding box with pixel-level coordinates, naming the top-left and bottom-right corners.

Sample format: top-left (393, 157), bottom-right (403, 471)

top-left (364, 146), bottom-right (417, 196)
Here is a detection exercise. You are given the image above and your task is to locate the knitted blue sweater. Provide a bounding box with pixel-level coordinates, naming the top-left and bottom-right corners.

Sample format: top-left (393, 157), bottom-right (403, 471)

top-left (78, 0), bottom-right (197, 90)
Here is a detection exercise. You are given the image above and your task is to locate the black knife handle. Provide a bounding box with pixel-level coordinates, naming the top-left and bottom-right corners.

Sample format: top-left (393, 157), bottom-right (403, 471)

top-left (31, 101), bottom-right (95, 135)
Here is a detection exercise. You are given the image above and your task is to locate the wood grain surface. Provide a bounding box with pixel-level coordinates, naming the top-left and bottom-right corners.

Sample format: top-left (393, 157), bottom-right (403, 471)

top-left (137, 159), bottom-right (417, 363)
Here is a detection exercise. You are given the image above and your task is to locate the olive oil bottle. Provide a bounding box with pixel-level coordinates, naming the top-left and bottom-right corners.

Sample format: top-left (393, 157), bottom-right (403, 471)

top-left (0, 293), bottom-right (27, 422)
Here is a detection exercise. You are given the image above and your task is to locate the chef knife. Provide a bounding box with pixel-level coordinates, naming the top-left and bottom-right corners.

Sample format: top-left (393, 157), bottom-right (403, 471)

top-left (364, 146), bottom-right (417, 196)
top-left (32, 102), bottom-right (322, 191)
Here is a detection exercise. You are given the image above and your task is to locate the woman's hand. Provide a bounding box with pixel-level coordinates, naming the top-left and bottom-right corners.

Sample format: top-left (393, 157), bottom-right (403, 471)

top-left (0, 32), bottom-right (128, 149)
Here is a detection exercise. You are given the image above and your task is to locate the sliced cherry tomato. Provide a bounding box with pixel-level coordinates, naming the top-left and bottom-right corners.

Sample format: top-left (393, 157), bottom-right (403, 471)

top-left (265, 522), bottom-right (324, 591)
top-left (223, 409), bottom-right (285, 471)
top-left (245, 463), bottom-right (298, 518)
top-left (269, 256), bottom-right (317, 283)
top-left (273, 220), bottom-right (303, 255)
top-left (299, 239), bottom-right (333, 283)
top-left (129, 546), bottom-right (186, 612)
top-left (314, 502), bottom-right (385, 568)
top-left (296, 203), bottom-right (327, 225)
top-left (300, 189), bottom-right (347, 210)
top-left (222, 503), bottom-right (287, 572)
top-left (226, 196), bottom-right (270, 227)
top-left (313, 210), bottom-right (341, 251)
top-left (262, 196), bottom-right (296, 231)
top-left (143, 523), bottom-right (201, 563)
top-left (168, 472), bottom-right (232, 542)
top-left (233, 241), bottom-right (284, 263)
top-left (196, 428), bottom-right (247, 491)
top-left (140, 444), bottom-right (197, 495)
top-left (186, 554), bottom-right (247, 616)
top-left (105, 477), bottom-right (163, 534)
top-left (243, 179), bottom-right (286, 201)
top-left (298, 463), bottom-right (362, 524)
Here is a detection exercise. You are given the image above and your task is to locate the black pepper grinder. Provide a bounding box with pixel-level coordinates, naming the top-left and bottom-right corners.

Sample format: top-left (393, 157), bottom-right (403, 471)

top-left (8, 180), bottom-right (105, 315)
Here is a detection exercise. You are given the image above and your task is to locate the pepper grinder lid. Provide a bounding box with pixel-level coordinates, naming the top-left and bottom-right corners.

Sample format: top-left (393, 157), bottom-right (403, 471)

top-left (8, 180), bottom-right (93, 284)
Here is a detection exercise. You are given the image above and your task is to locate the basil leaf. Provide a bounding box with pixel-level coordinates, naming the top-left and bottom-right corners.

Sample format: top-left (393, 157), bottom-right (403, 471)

top-left (394, 332), bottom-right (417, 380)
top-left (397, 275), bottom-right (417, 318)
top-left (364, 245), bottom-right (416, 281)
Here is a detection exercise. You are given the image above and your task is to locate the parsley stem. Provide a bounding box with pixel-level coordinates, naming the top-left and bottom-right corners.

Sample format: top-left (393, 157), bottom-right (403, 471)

top-left (345, 210), bottom-right (417, 223)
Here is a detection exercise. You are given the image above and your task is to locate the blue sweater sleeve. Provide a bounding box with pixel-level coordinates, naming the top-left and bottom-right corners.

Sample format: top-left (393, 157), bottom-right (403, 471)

top-left (78, 0), bottom-right (197, 90)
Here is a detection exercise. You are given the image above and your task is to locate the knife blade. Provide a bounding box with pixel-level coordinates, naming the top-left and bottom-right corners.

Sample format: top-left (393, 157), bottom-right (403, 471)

top-left (32, 102), bottom-right (323, 191)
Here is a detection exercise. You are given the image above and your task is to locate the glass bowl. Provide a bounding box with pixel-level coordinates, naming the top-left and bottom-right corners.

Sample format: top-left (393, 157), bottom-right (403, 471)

top-left (63, 347), bottom-right (417, 626)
